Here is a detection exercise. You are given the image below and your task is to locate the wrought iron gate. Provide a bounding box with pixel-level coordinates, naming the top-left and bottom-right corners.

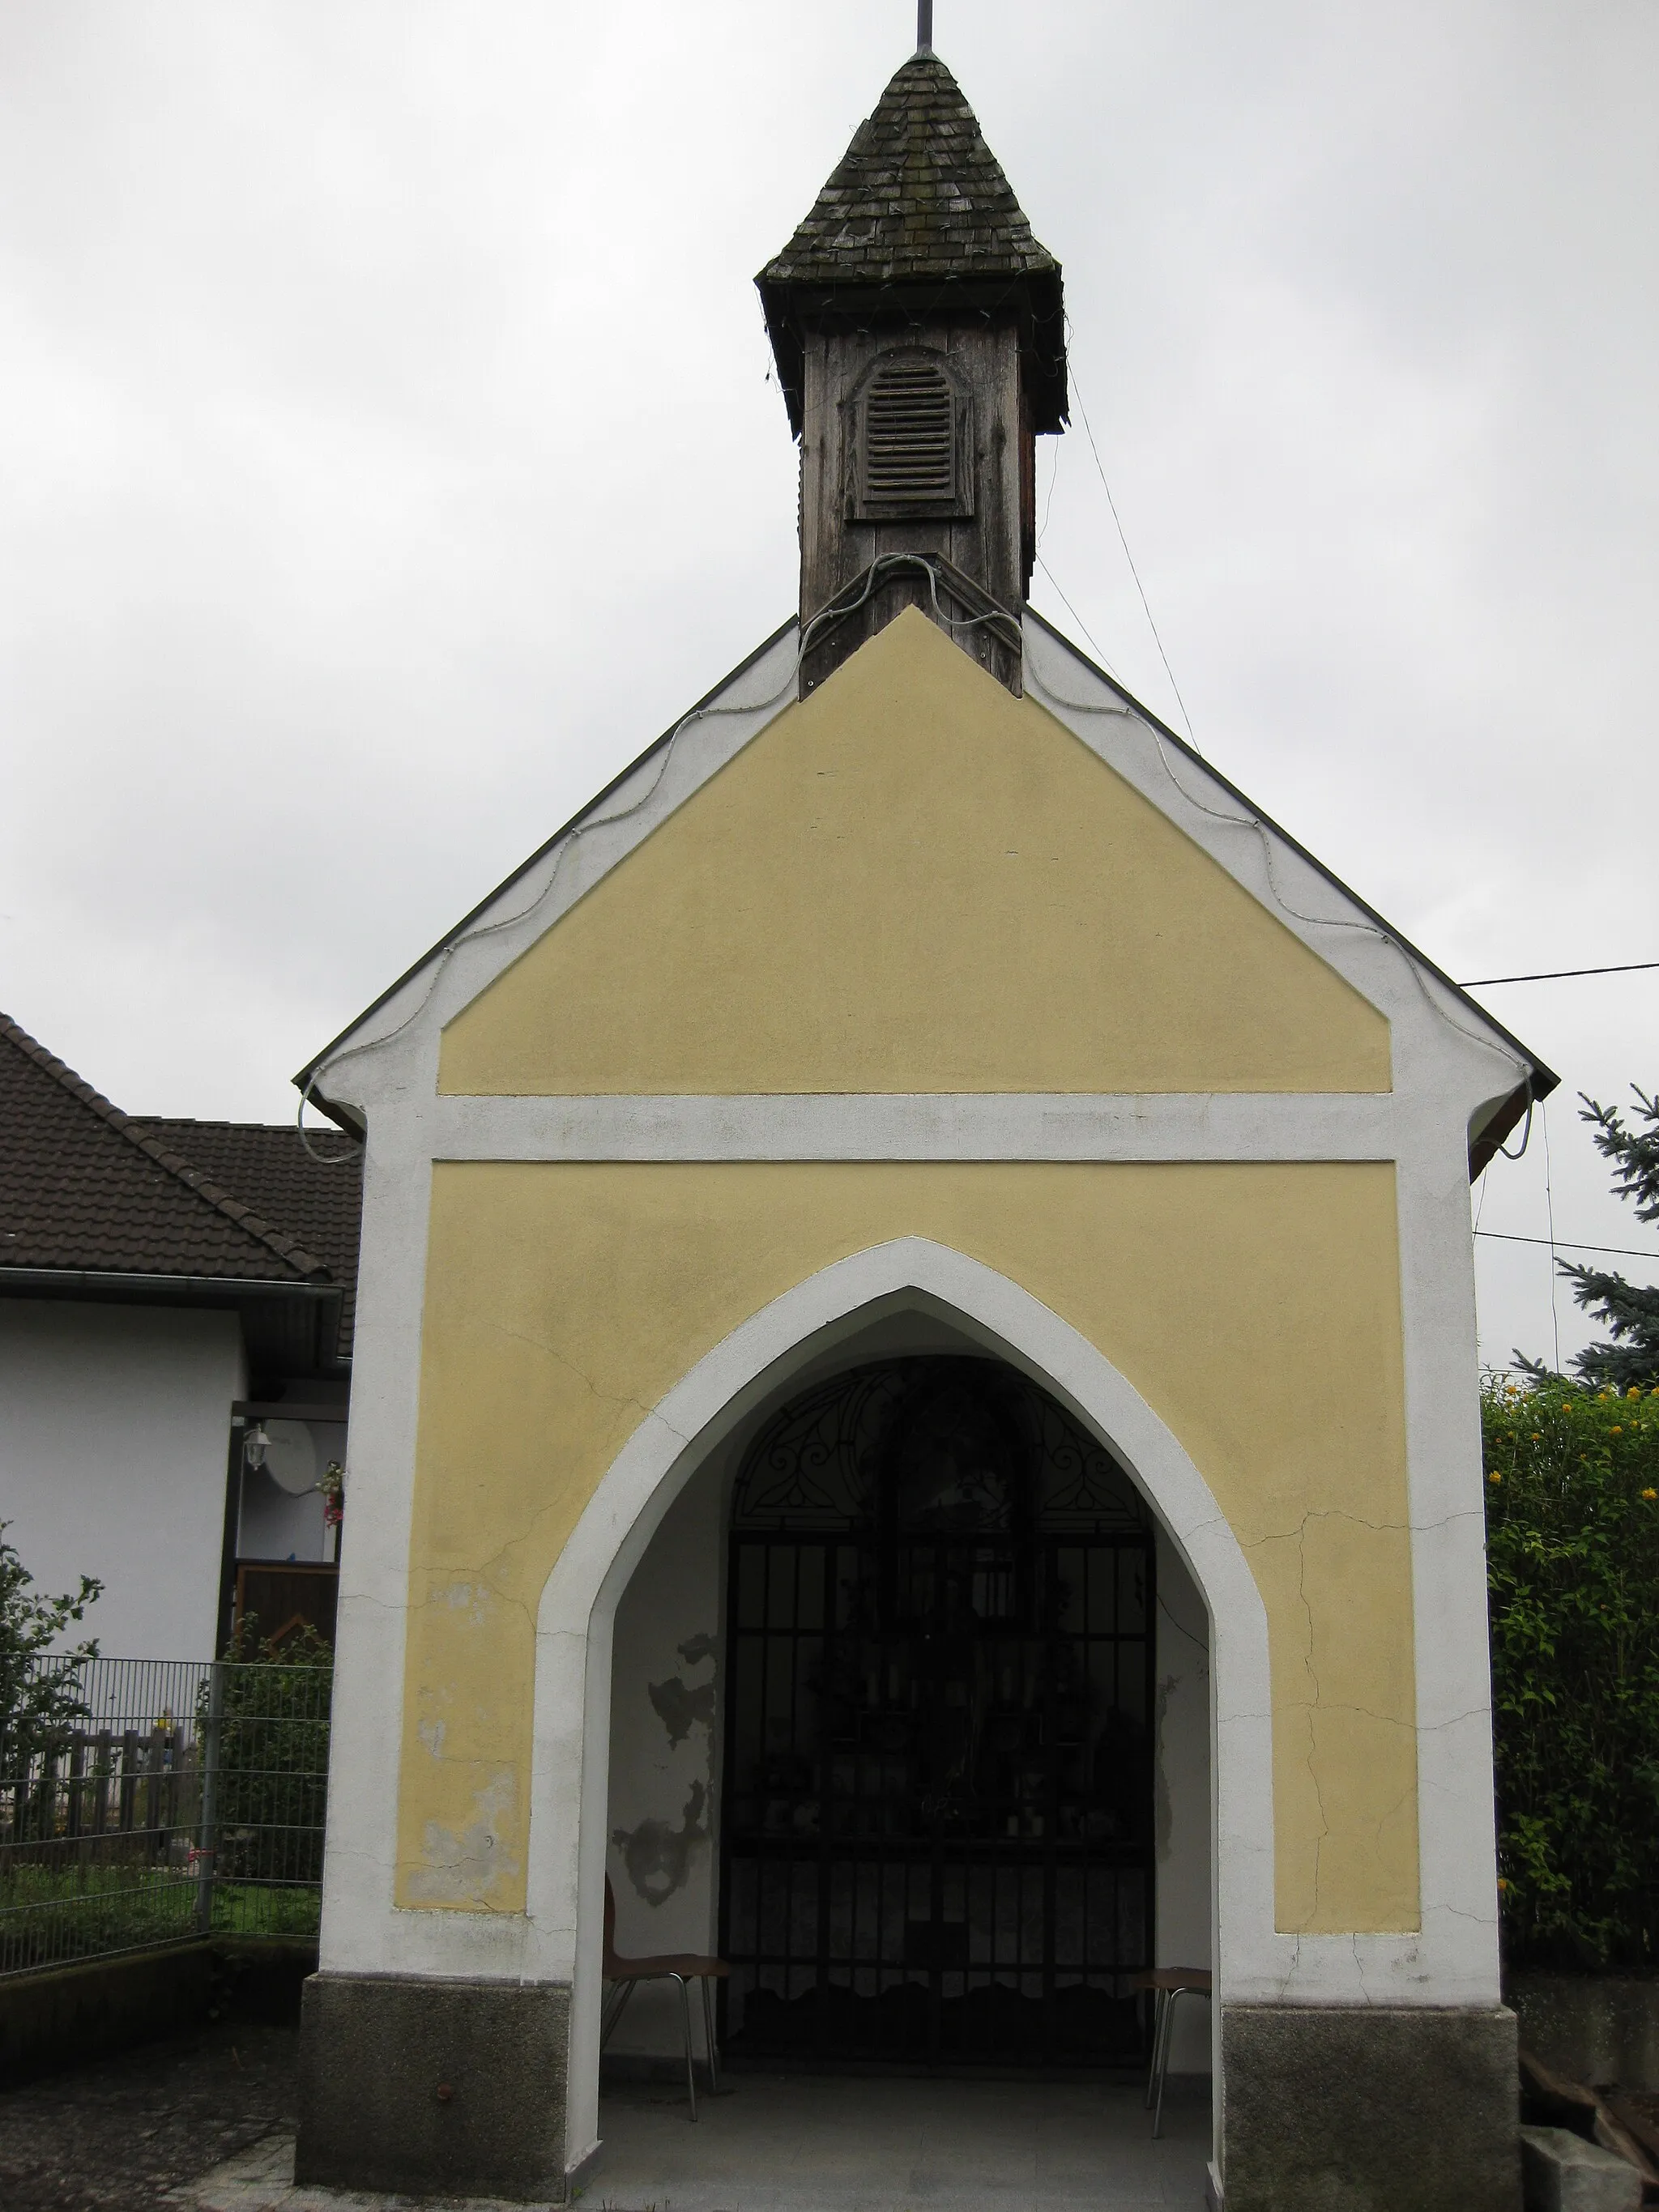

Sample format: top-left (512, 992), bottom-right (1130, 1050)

top-left (721, 1357), bottom-right (1154, 2066)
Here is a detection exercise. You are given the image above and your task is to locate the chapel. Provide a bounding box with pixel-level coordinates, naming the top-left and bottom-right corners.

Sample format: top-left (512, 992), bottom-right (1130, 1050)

top-left (292, 29), bottom-right (1549, 2212)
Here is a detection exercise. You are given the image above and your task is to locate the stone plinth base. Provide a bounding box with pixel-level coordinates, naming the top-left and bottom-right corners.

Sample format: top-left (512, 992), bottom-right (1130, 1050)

top-left (296, 1971), bottom-right (571, 2203)
top-left (1221, 2003), bottom-right (1520, 2211)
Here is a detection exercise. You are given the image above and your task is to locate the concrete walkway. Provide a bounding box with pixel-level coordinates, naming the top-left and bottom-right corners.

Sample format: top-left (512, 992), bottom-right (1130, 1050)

top-left (589, 2072), bottom-right (1212, 2211)
top-left (166, 2074), bottom-right (1213, 2212)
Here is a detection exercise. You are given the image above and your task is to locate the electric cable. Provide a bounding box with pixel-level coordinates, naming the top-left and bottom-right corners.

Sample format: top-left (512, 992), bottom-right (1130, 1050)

top-left (1460, 960), bottom-right (1659, 987)
top-left (1473, 1230), bottom-right (1659, 1264)
top-left (1064, 339), bottom-right (1196, 744)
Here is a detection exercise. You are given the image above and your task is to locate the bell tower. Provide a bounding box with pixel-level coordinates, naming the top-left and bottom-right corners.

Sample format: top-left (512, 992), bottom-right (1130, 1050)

top-left (757, 28), bottom-right (1066, 697)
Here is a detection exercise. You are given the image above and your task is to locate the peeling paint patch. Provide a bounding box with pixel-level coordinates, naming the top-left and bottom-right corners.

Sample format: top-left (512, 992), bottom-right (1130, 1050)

top-left (404, 1770), bottom-right (522, 1906)
top-left (678, 1631), bottom-right (716, 1667)
top-left (416, 1718), bottom-right (447, 1759)
top-left (436, 1581), bottom-right (495, 1630)
top-left (648, 1675), bottom-right (715, 1748)
top-left (612, 1780), bottom-right (707, 1907)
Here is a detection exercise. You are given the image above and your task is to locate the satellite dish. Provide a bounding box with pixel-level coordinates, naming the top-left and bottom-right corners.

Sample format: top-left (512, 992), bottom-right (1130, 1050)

top-left (262, 1419), bottom-right (318, 1498)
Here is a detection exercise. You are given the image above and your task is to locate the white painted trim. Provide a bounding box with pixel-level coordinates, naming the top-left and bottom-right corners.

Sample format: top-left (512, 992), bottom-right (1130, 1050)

top-left (428, 1091), bottom-right (1403, 1161)
top-left (1017, 624), bottom-right (1527, 1102)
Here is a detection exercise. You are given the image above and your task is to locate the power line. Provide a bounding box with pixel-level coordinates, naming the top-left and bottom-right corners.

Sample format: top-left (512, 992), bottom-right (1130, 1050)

top-left (1032, 554), bottom-right (1121, 680)
top-left (1065, 349), bottom-right (1197, 744)
top-left (1474, 1230), bottom-right (1659, 1264)
top-left (1460, 960), bottom-right (1659, 986)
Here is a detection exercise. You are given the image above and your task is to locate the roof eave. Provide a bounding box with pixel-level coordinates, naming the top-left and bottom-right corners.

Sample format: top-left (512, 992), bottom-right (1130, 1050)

top-left (755, 266), bottom-right (1067, 437)
top-left (0, 1266), bottom-right (339, 1301)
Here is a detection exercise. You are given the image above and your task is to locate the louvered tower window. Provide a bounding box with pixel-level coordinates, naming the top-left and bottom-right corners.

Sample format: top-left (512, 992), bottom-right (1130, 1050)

top-left (853, 353), bottom-right (970, 519)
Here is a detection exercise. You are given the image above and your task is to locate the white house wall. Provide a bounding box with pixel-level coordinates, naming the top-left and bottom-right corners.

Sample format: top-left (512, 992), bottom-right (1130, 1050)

top-left (0, 1299), bottom-right (243, 1660)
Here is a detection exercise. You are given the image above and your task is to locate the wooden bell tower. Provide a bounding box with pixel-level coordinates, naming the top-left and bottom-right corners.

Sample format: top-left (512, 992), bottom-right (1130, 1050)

top-left (757, 35), bottom-right (1067, 697)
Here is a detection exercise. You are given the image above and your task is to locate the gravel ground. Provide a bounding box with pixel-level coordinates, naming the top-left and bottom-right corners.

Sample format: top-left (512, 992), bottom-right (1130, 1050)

top-left (0, 2022), bottom-right (297, 2212)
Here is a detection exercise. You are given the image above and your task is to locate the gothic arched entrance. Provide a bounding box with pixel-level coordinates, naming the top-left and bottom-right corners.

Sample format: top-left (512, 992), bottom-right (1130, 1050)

top-left (720, 1355), bottom-right (1155, 2067)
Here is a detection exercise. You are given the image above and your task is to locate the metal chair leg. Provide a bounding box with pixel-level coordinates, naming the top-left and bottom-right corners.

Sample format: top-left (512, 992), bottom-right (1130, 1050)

top-left (672, 1975), bottom-right (697, 2120)
top-left (1152, 1987), bottom-right (1188, 2142)
top-left (600, 1977), bottom-right (636, 2047)
top-left (1149, 1990), bottom-right (1176, 2105)
top-left (700, 1975), bottom-right (721, 2095)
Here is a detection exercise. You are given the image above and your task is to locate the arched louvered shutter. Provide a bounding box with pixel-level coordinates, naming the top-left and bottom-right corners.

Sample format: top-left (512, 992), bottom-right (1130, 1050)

top-left (853, 353), bottom-right (970, 519)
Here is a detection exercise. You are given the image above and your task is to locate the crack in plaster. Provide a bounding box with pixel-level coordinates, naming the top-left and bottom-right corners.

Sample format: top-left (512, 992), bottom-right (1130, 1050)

top-left (493, 1323), bottom-right (687, 1443)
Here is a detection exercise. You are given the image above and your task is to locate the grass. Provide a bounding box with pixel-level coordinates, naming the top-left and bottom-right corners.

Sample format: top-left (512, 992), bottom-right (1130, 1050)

top-left (0, 1860), bottom-right (320, 1975)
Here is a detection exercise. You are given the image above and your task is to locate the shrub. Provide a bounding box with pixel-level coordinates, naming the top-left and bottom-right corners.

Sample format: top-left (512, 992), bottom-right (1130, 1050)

top-left (1483, 1375), bottom-right (1659, 1968)
top-left (0, 1521), bottom-right (100, 1776)
top-left (201, 1616), bottom-right (333, 1889)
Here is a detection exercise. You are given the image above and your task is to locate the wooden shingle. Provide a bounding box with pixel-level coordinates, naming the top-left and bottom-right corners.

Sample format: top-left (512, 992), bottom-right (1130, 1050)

top-left (758, 52), bottom-right (1066, 436)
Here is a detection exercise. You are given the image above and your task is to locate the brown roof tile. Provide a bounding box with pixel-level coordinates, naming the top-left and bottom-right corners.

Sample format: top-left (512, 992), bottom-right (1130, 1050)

top-left (0, 1013), bottom-right (331, 1285)
top-left (130, 1119), bottom-right (362, 1357)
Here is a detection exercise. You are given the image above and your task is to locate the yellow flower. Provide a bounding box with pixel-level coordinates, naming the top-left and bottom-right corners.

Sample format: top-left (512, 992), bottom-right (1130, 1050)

top-left (1497, 1877), bottom-right (1509, 1893)
top-left (1531, 1432), bottom-right (1542, 1440)
top-left (1611, 1426), bottom-right (1623, 1435)
top-left (1643, 1490), bottom-right (1657, 1502)
top-left (1488, 1471), bottom-right (1503, 1485)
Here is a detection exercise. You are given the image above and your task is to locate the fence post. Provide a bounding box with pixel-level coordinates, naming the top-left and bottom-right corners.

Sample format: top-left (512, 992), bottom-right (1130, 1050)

top-left (195, 1662), bottom-right (224, 1937)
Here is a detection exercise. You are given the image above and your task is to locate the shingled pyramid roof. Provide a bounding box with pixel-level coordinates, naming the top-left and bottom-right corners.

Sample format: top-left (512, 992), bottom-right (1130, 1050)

top-left (757, 51), bottom-right (1066, 433)
top-left (762, 52), bottom-right (1057, 291)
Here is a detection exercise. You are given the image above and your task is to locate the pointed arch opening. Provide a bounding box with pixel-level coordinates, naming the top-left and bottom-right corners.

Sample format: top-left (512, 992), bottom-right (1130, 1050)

top-left (532, 1240), bottom-right (1266, 2171)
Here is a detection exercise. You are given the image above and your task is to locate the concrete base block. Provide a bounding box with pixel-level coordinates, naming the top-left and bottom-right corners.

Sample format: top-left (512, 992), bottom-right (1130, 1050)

top-left (295, 1971), bottom-right (570, 2203)
top-left (1221, 2002), bottom-right (1520, 2212)
top-left (1520, 2125), bottom-right (1641, 2211)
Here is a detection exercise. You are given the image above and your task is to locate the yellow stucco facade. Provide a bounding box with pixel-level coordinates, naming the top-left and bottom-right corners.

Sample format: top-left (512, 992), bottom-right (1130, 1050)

top-left (402, 1159), bottom-right (1418, 1934)
top-left (398, 612), bottom-right (1418, 1940)
top-left (438, 612), bottom-right (1391, 1097)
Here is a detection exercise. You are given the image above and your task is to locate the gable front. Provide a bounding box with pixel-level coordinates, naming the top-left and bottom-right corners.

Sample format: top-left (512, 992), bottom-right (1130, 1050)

top-left (437, 611), bottom-right (1392, 1099)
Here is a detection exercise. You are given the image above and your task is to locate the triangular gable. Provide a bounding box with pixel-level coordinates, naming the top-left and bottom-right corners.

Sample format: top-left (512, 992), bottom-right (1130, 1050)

top-left (301, 612), bottom-right (1553, 1157)
top-left (439, 611), bottom-right (1388, 1097)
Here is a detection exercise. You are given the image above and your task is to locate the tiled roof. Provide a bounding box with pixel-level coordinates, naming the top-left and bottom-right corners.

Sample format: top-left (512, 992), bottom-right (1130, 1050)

top-left (130, 1119), bottom-right (363, 1357)
top-left (760, 52), bottom-right (1058, 292)
top-left (0, 1013), bottom-right (331, 1285)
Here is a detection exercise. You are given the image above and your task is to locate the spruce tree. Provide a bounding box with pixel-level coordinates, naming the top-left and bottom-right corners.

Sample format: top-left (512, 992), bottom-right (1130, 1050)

top-left (1553, 1088), bottom-right (1659, 1390)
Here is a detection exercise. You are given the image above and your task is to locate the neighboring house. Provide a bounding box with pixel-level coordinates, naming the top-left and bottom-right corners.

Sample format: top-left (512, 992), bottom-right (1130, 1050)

top-left (0, 1013), bottom-right (361, 1661)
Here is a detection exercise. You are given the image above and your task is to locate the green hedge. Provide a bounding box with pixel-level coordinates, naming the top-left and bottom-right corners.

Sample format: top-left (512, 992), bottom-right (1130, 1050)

top-left (1483, 1375), bottom-right (1659, 1968)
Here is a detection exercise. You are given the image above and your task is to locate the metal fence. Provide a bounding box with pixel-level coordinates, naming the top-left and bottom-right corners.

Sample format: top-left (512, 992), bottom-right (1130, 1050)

top-left (0, 1652), bottom-right (332, 1977)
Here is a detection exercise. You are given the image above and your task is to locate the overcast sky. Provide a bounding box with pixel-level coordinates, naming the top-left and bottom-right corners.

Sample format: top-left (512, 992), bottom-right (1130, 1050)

top-left (2, 1), bottom-right (1655, 1375)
